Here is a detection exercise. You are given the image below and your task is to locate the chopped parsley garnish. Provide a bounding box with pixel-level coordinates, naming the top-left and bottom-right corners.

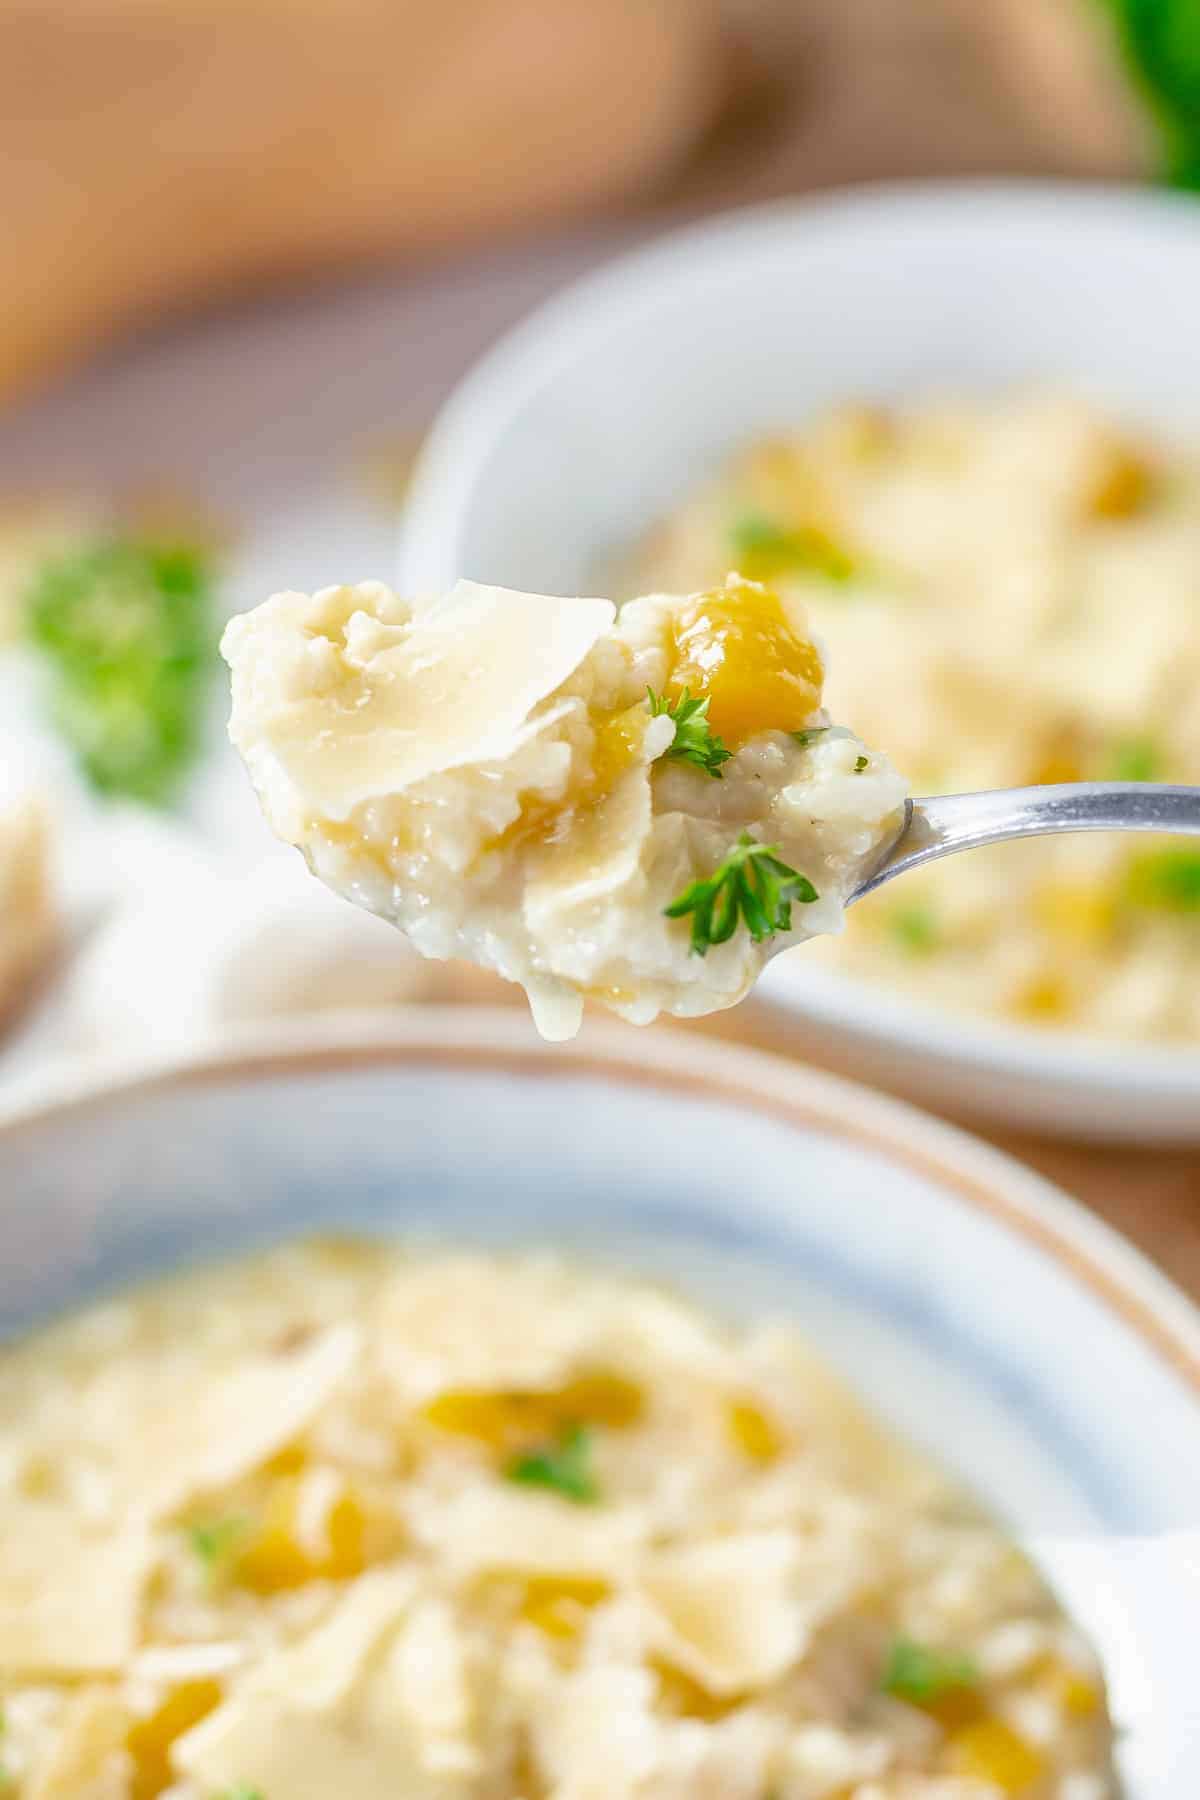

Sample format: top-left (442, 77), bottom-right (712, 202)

top-left (728, 512), bottom-right (854, 584)
top-left (882, 1637), bottom-right (980, 1704)
top-left (25, 535), bottom-right (215, 805)
top-left (217, 1788), bottom-right (265, 1800)
top-left (506, 1423), bottom-right (598, 1504)
top-left (187, 1515), bottom-right (249, 1576)
top-left (792, 725), bottom-right (854, 749)
top-left (664, 832), bottom-right (818, 956)
top-left (853, 754), bottom-right (869, 772)
top-left (1109, 737), bottom-right (1163, 783)
top-left (1123, 847), bottom-right (1200, 911)
top-left (888, 904), bottom-right (940, 955)
top-left (646, 686), bottom-right (731, 779)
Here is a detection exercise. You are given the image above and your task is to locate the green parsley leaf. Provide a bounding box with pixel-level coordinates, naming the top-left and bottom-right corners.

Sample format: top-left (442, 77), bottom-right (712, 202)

top-left (506, 1423), bottom-right (598, 1504)
top-left (791, 725), bottom-right (854, 749)
top-left (1109, 737), bottom-right (1163, 783)
top-left (187, 1515), bottom-right (249, 1576)
top-left (1104, 0), bottom-right (1200, 188)
top-left (888, 904), bottom-right (940, 955)
top-left (216, 1788), bottom-right (265, 1800)
top-left (646, 686), bottom-right (732, 779)
top-left (853, 754), bottom-right (869, 773)
top-left (25, 535), bottom-right (215, 805)
top-left (664, 832), bottom-right (818, 956)
top-left (728, 512), bottom-right (854, 584)
top-left (882, 1637), bottom-right (979, 1704)
top-left (1123, 847), bottom-right (1200, 912)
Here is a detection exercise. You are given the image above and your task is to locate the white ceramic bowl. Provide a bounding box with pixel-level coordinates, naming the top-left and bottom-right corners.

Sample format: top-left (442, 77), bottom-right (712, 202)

top-left (399, 182), bottom-right (1200, 1141)
top-left (1, 1010), bottom-right (1197, 1793)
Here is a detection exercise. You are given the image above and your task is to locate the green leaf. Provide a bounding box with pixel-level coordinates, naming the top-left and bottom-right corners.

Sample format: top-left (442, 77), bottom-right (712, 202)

top-left (507, 1423), bottom-right (598, 1504)
top-left (1104, 0), bottom-right (1200, 186)
top-left (888, 904), bottom-right (940, 955)
top-left (728, 512), bottom-right (855, 584)
top-left (216, 1788), bottom-right (266, 1800)
top-left (1109, 737), bottom-right (1162, 783)
top-left (854, 754), bottom-right (869, 772)
top-left (1123, 847), bottom-right (1200, 911)
top-left (187, 1515), bottom-right (249, 1576)
top-left (646, 686), bottom-right (732, 778)
top-left (664, 832), bottom-right (819, 956)
top-left (882, 1637), bottom-right (979, 1705)
top-left (791, 725), bottom-right (855, 749)
top-left (24, 535), bottom-right (216, 805)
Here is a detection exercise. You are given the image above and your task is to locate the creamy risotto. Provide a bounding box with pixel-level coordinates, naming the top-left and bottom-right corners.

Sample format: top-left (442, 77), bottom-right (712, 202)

top-left (627, 392), bottom-right (1200, 1041)
top-left (0, 1240), bottom-right (1115, 1799)
top-left (222, 576), bottom-right (907, 1038)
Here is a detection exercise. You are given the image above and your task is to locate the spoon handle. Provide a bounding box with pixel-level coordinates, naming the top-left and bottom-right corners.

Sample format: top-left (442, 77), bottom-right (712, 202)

top-left (854, 783), bottom-right (1200, 902)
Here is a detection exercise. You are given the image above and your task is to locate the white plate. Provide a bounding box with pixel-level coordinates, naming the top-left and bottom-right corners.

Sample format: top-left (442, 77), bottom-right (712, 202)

top-left (1, 1009), bottom-right (1197, 1794)
top-left (398, 181), bottom-right (1200, 1140)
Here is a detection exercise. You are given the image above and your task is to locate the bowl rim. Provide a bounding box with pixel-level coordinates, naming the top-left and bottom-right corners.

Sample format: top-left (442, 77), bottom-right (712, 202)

top-left (3, 1006), bottom-right (1197, 1395)
top-left (398, 178), bottom-right (1200, 1113)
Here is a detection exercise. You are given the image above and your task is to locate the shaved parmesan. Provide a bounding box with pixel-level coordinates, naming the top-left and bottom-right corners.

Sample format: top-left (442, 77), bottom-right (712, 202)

top-left (525, 759), bottom-right (654, 927)
top-left (408, 1483), bottom-right (644, 1581)
top-left (175, 1569), bottom-right (471, 1800)
top-left (535, 1665), bottom-right (660, 1798)
top-left (224, 579), bottom-right (614, 819)
top-left (639, 1532), bottom-right (804, 1695)
top-left (0, 1508), bottom-right (151, 1676)
top-left (376, 1257), bottom-right (592, 1400)
top-left (370, 1597), bottom-right (477, 1778)
top-left (177, 1694), bottom-right (467, 1800)
top-left (130, 1641), bottom-right (246, 1683)
top-left (25, 1687), bottom-right (129, 1800)
top-left (243, 1568), bottom-right (416, 1710)
top-left (143, 1323), bottom-right (360, 1515)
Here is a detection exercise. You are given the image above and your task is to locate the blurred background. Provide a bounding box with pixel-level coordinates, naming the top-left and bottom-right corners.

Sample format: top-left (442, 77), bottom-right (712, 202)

top-left (1, 0), bottom-right (1199, 1281)
top-left (0, 0), bottom-right (1186, 404)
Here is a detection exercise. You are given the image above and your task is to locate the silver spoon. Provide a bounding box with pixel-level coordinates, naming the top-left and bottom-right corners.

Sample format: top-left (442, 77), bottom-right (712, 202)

top-left (852, 783), bottom-right (1200, 903)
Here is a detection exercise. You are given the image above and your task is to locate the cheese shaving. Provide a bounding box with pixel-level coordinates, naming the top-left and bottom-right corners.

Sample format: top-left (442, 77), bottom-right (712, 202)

top-left (223, 579), bottom-right (614, 820)
top-left (0, 1508), bottom-right (151, 1676)
top-left (143, 1322), bottom-right (360, 1516)
top-left (24, 1687), bottom-right (129, 1800)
